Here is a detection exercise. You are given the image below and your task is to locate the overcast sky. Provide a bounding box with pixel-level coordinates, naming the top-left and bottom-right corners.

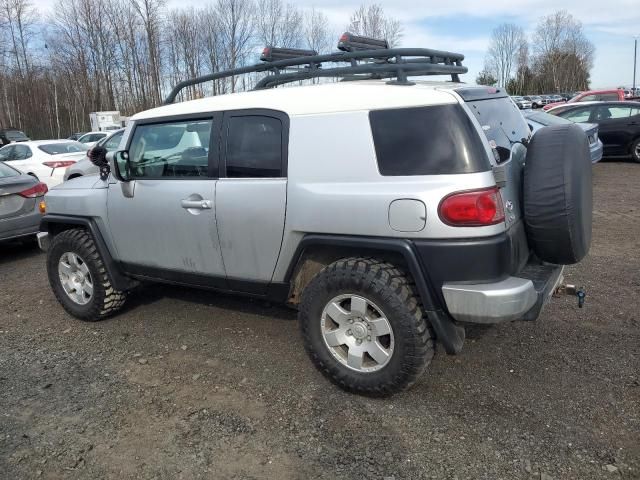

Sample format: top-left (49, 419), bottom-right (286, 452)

top-left (32, 0), bottom-right (640, 89)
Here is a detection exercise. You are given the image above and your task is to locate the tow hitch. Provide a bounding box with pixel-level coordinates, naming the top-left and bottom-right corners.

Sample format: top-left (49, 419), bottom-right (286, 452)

top-left (555, 284), bottom-right (587, 308)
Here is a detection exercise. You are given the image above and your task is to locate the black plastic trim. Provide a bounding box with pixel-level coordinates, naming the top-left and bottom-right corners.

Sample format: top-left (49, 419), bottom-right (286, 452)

top-left (39, 215), bottom-right (134, 291)
top-left (119, 262), bottom-right (291, 302)
top-left (285, 234), bottom-right (465, 354)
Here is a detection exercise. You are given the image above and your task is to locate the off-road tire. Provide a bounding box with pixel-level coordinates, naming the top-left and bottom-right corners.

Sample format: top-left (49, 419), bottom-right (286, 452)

top-left (47, 228), bottom-right (126, 321)
top-left (299, 257), bottom-right (434, 396)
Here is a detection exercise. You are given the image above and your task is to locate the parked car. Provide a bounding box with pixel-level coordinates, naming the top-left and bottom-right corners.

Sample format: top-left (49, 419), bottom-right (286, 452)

top-left (0, 161), bottom-right (47, 242)
top-left (0, 140), bottom-right (89, 187)
top-left (38, 39), bottom-right (592, 396)
top-left (0, 128), bottom-right (30, 147)
top-left (549, 101), bottom-right (640, 162)
top-left (77, 131), bottom-right (108, 147)
top-left (523, 110), bottom-right (603, 163)
top-left (511, 96), bottom-right (532, 109)
top-left (523, 95), bottom-right (544, 108)
top-left (543, 88), bottom-right (628, 111)
top-left (67, 132), bottom-right (87, 141)
top-left (64, 129), bottom-right (125, 181)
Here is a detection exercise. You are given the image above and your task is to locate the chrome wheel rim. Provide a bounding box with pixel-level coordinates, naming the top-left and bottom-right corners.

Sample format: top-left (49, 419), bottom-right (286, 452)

top-left (320, 294), bottom-right (394, 373)
top-left (58, 252), bottom-right (94, 305)
top-left (635, 142), bottom-right (640, 160)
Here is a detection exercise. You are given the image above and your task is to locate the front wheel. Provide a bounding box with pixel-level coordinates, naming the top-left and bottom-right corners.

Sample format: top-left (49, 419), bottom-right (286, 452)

top-left (299, 258), bottom-right (434, 396)
top-left (47, 228), bottom-right (126, 321)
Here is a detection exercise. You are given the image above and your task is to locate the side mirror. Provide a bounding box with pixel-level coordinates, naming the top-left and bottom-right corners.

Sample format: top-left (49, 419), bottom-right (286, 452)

top-left (108, 150), bottom-right (131, 182)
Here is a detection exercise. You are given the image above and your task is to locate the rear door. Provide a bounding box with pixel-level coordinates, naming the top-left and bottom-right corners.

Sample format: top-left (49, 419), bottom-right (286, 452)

top-left (593, 104), bottom-right (635, 155)
top-left (216, 109), bottom-right (288, 291)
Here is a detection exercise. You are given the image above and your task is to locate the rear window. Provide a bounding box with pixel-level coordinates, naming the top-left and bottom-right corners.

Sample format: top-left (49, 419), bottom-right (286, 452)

top-left (38, 142), bottom-right (88, 155)
top-left (4, 130), bottom-right (28, 141)
top-left (466, 96), bottom-right (530, 151)
top-left (369, 105), bottom-right (489, 176)
top-left (0, 162), bottom-right (20, 178)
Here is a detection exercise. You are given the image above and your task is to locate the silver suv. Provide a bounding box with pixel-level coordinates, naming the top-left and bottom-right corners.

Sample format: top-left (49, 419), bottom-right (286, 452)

top-left (38, 37), bottom-right (593, 395)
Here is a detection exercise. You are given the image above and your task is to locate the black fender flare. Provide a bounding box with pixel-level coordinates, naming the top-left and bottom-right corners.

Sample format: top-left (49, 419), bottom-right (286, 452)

top-left (39, 215), bottom-right (134, 291)
top-left (285, 234), bottom-right (465, 354)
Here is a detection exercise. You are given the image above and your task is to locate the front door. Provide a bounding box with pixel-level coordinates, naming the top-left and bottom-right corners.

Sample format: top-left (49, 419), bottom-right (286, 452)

top-left (107, 115), bottom-right (227, 286)
top-left (215, 110), bottom-right (289, 292)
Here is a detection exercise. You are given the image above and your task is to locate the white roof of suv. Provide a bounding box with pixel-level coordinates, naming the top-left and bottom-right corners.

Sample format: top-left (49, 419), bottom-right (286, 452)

top-left (132, 80), bottom-right (464, 121)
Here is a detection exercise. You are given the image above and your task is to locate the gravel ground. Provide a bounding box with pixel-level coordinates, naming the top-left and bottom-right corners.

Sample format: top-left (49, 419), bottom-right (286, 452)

top-left (1, 161), bottom-right (638, 480)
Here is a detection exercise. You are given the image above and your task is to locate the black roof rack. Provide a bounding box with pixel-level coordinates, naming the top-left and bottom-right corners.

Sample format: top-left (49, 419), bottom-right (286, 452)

top-left (163, 33), bottom-right (467, 105)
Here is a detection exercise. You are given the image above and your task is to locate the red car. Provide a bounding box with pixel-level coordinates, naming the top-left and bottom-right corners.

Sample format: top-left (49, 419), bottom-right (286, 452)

top-left (543, 89), bottom-right (626, 111)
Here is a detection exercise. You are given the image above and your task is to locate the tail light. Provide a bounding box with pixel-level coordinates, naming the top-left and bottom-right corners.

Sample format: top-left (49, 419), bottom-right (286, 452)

top-left (438, 187), bottom-right (505, 226)
top-left (42, 160), bottom-right (76, 169)
top-left (18, 182), bottom-right (48, 198)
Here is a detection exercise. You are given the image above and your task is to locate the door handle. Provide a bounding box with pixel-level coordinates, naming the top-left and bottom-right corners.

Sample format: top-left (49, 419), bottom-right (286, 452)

top-left (181, 199), bottom-right (212, 209)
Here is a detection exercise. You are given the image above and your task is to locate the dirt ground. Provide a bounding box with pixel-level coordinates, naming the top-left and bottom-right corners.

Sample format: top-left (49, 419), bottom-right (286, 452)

top-left (1, 161), bottom-right (638, 480)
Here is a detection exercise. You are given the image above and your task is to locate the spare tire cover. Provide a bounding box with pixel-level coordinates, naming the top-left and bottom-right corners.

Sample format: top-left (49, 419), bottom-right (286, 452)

top-left (523, 123), bottom-right (592, 265)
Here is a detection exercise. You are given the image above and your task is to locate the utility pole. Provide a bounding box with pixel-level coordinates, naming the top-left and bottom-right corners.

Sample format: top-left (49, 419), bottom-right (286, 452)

top-left (634, 37), bottom-right (638, 96)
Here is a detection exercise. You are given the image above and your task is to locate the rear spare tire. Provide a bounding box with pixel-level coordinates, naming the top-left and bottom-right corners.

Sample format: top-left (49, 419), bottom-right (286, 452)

top-left (523, 123), bottom-right (592, 265)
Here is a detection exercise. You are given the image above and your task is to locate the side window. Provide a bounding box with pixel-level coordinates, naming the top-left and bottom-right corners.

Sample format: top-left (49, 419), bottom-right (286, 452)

top-left (12, 145), bottom-right (32, 160)
top-left (372, 104), bottom-right (492, 175)
top-left (128, 118), bottom-right (213, 178)
top-left (579, 95), bottom-right (597, 102)
top-left (104, 132), bottom-right (124, 151)
top-left (225, 116), bottom-right (283, 178)
top-left (0, 146), bottom-right (14, 161)
top-left (560, 107), bottom-right (591, 123)
top-left (598, 93), bottom-right (620, 101)
top-left (596, 106), bottom-right (631, 120)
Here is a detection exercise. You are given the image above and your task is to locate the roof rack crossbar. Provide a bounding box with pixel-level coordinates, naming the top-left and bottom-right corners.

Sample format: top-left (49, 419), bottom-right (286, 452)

top-left (163, 47), bottom-right (467, 104)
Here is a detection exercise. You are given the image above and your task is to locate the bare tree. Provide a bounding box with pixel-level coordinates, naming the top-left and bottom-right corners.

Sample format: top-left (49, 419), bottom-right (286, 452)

top-left (485, 23), bottom-right (526, 88)
top-left (347, 4), bottom-right (402, 47)
top-left (532, 10), bottom-right (594, 92)
top-left (217, 0), bottom-right (254, 92)
top-left (304, 7), bottom-right (333, 54)
top-left (256, 0), bottom-right (302, 48)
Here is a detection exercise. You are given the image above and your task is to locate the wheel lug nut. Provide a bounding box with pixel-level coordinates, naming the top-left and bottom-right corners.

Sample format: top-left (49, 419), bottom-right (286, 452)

top-left (367, 336), bottom-right (371, 341)
top-left (347, 329), bottom-right (352, 336)
top-left (356, 339), bottom-right (362, 345)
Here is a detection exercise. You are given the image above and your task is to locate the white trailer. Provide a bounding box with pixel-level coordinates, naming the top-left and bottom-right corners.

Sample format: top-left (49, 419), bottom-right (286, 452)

top-left (89, 111), bottom-right (122, 132)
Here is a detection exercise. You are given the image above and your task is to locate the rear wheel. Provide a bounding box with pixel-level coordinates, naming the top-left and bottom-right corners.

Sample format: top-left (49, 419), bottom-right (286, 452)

top-left (299, 257), bottom-right (434, 396)
top-left (47, 229), bottom-right (126, 321)
top-left (631, 138), bottom-right (640, 163)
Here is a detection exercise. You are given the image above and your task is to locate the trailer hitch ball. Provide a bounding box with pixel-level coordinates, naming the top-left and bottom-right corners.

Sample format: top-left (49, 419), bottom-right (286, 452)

top-left (555, 284), bottom-right (587, 308)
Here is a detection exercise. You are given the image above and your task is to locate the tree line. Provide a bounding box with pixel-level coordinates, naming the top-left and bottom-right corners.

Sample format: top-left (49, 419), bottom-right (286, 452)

top-left (476, 10), bottom-right (595, 95)
top-left (0, 0), bottom-right (401, 139)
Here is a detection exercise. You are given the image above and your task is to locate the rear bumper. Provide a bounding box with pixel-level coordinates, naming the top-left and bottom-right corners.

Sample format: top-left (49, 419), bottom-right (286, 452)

top-left (442, 263), bottom-right (564, 323)
top-left (0, 207), bottom-right (41, 241)
top-left (412, 221), bottom-right (565, 324)
top-left (590, 140), bottom-right (603, 163)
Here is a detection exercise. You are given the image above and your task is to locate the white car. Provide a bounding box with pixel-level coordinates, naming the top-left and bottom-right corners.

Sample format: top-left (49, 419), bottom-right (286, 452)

top-left (77, 131), bottom-right (108, 147)
top-left (0, 140), bottom-right (89, 188)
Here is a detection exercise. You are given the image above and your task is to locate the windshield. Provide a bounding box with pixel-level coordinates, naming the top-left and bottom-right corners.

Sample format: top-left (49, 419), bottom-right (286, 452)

top-left (0, 161), bottom-right (20, 177)
top-left (4, 130), bottom-right (28, 141)
top-left (38, 142), bottom-right (89, 155)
